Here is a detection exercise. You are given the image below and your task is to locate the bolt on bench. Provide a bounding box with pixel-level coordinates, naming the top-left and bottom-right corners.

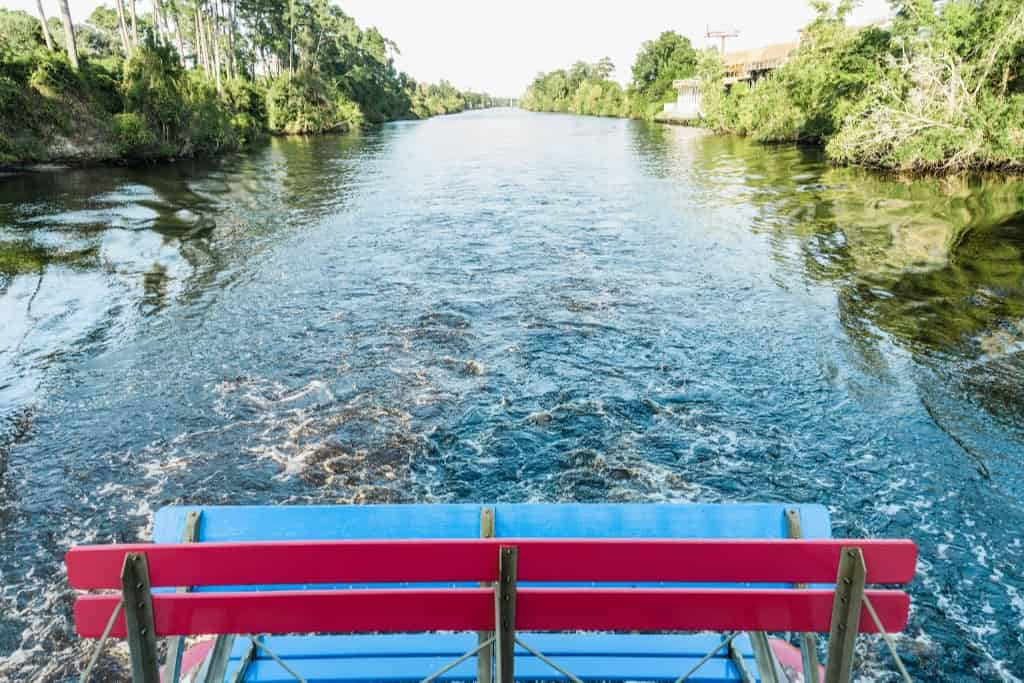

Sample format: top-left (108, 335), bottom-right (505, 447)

top-left (66, 504), bottom-right (917, 683)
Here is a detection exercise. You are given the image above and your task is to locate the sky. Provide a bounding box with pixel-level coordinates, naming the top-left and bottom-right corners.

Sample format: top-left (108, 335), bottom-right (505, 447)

top-left (7, 0), bottom-right (892, 96)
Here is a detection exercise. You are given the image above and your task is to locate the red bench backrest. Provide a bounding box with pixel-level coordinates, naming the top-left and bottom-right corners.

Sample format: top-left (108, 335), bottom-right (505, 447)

top-left (67, 538), bottom-right (916, 639)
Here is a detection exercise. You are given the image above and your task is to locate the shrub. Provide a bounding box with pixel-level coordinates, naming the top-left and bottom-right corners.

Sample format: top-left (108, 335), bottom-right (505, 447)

top-left (184, 73), bottom-right (237, 153)
top-left (0, 74), bottom-right (25, 117)
top-left (223, 77), bottom-right (267, 126)
top-left (122, 45), bottom-right (189, 141)
top-left (113, 112), bottom-right (157, 156)
top-left (29, 49), bottom-right (78, 94)
top-left (78, 59), bottom-right (122, 113)
top-left (737, 77), bottom-right (805, 142)
top-left (267, 72), bottom-right (364, 135)
top-left (230, 112), bottom-right (261, 144)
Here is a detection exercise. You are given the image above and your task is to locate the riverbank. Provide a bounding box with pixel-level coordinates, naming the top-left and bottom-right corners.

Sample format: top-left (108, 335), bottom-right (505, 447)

top-left (0, 49), bottom-right (501, 168)
top-left (0, 3), bottom-right (505, 169)
top-left (522, 0), bottom-right (1024, 173)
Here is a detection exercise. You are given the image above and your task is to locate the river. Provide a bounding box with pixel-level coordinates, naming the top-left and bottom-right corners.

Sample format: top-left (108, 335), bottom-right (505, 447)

top-left (1, 109), bottom-right (1022, 681)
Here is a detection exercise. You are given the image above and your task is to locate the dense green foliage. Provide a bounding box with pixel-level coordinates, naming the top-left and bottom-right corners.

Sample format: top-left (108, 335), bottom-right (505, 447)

top-left (523, 0), bottom-right (1023, 172)
top-left (0, 0), bottom-right (502, 165)
top-left (699, 0), bottom-right (1024, 172)
top-left (522, 32), bottom-right (697, 120)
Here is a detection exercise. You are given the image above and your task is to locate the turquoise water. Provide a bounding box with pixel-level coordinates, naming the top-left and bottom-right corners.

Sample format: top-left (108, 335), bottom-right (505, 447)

top-left (1, 109), bottom-right (1022, 680)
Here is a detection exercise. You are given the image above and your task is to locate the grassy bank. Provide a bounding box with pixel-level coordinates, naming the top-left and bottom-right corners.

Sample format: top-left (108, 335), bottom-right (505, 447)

top-left (0, 5), bottom-right (504, 167)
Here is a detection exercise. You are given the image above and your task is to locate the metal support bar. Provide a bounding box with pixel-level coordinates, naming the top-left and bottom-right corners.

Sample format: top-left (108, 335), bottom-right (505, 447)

top-left (478, 507), bottom-right (496, 683)
top-left (863, 595), bottom-right (913, 683)
top-left (249, 637), bottom-right (307, 682)
top-left (165, 510), bottom-right (201, 683)
top-left (786, 507), bottom-right (821, 683)
top-left (824, 547), bottom-right (866, 683)
top-left (79, 600), bottom-right (124, 683)
top-left (229, 637), bottom-right (258, 683)
top-left (122, 553), bottom-right (160, 683)
top-left (728, 638), bottom-right (756, 683)
top-left (200, 634), bottom-right (236, 683)
top-left (495, 546), bottom-right (517, 683)
top-left (421, 636), bottom-right (495, 683)
top-left (748, 631), bottom-right (781, 683)
top-left (515, 637), bottom-right (584, 683)
top-left (674, 632), bottom-right (739, 683)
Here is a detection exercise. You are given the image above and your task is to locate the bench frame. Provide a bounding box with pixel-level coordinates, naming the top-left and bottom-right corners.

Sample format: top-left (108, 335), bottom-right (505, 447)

top-left (69, 535), bottom-right (914, 683)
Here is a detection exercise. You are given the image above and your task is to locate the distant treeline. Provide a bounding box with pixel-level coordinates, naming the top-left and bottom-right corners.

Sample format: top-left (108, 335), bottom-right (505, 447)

top-left (0, 1), bottom-right (505, 164)
top-left (523, 0), bottom-right (1024, 173)
top-left (521, 32), bottom-right (696, 120)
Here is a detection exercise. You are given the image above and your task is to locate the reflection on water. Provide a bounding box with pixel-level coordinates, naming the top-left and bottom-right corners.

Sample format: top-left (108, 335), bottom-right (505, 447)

top-left (0, 112), bottom-right (1022, 680)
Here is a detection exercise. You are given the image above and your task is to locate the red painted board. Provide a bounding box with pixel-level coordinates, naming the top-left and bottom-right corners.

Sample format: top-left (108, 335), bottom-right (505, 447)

top-left (73, 588), bottom-right (909, 638)
top-left (75, 588), bottom-right (495, 638)
top-left (516, 588), bottom-right (910, 634)
top-left (66, 539), bottom-right (917, 589)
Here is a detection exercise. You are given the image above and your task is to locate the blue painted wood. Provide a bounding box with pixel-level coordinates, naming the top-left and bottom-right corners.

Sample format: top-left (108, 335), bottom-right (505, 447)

top-left (492, 503), bottom-right (831, 540)
top-left (153, 504), bottom-right (485, 544)
top-left (225, 633), bottom-right (756, 659)
top-left (153, 503), bottom-right (831, 544)
top-left (237, 653), bottom-right (756, 682)
top-left (150, 503), bottom-right (830, 682)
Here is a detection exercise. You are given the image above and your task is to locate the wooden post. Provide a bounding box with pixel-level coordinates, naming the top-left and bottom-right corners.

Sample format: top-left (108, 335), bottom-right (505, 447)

top-left (495, 546), bottom-right (517, 683)
top-left (749, 631), bottom-right (780, 683)
top-left (165, 510), bottom-right (200, 683)
top-left (121, 553), bottom-right (160, 683)
top-left (478, 507), bottom-right (496, 683)
top-left (786, 508), bottom-right (821, 683)
top-left (824, 547), bottom-right (866, 683)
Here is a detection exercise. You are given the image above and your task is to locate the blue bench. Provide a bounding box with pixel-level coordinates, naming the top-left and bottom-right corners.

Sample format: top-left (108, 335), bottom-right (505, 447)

top-left (147, 503), bottom-right (833, 682)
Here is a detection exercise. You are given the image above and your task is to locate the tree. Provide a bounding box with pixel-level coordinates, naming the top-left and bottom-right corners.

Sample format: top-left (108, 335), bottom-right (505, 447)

top-left (631, 31), bottom-right (697, 101)
top-left (56, 0), bottom-right (79, 69)
top-left (35, 0), bottom-right (55, 50)
top-left (112, 0), bottom-right (131, 53)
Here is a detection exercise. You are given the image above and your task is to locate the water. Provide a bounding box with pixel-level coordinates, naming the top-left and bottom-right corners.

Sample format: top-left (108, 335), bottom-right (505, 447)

top-left (1, 109), bottom-right (1022, 681)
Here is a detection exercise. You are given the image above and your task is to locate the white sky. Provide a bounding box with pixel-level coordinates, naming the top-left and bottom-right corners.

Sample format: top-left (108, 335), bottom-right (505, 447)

top-left (5, 0), bottom-right (892, 96)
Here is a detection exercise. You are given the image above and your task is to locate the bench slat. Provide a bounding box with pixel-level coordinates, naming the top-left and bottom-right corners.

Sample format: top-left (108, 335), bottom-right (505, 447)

top-left (224, 632), bottom-right (755, 659)
top-left (239, 654), bottom-right (749, 682)
top-left (74, 587), bottom-right (909, 638)
top-left (152, 503), bottom-right (833, 544)
top-left (66, 539), bottom-right (917, 590)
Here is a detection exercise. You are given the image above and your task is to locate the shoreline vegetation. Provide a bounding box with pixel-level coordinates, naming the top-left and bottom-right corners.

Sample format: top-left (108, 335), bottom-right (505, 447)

top-left (0, 1), bottom-right (507, 167)
top-left (521, 0), bottom-right (1024, 174)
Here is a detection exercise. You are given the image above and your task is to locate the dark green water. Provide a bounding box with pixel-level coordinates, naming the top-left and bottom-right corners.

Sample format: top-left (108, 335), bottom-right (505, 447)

top-left (1, 109), bottom-right (1022, 680)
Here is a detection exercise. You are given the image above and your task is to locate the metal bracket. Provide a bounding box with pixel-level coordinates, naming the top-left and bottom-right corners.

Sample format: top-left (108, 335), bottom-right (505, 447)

top-left (824, 547), bottom-right (866, 683)
top-left (786, 508), bottom-right (821, 683)
top-left (478, 507), bottom-right (496, 683)
top-left (495, 545), bottom-right (518, 683)
top-left (165, 510), bottom-right (201, 683)
top-left (122, 553), bottom-right (160, 683)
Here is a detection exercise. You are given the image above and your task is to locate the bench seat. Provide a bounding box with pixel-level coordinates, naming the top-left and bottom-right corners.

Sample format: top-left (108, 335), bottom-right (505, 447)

top-left (225, 634), bottom-right (759, 682)
top-left (151, 503), bottom-right (832, 682)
